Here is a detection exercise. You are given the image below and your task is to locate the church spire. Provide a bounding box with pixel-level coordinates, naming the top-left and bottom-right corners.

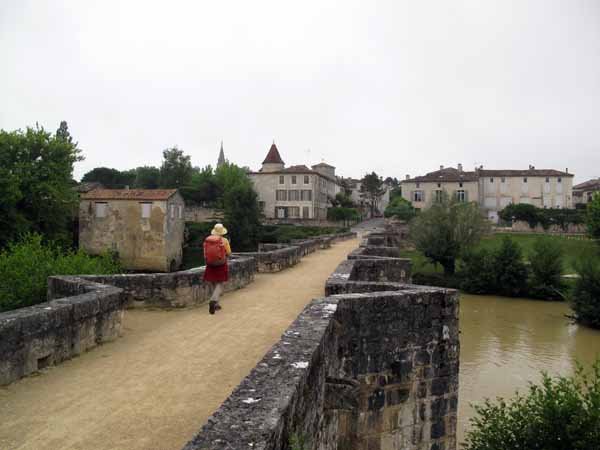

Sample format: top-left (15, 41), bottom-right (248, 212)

top-left (217, 140), bottom-right (226, 167)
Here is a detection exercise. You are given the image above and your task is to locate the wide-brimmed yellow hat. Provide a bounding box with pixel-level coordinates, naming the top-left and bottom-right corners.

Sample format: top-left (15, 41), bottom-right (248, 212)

top-left (211, 223), bottom-right (228, 236)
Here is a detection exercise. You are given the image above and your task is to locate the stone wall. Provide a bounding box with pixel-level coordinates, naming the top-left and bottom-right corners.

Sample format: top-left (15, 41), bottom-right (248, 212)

top-left (183, 228), bottom-right (459, 450)
top-left (47, 255), bottom-right (257, 309)
top-left (184, 206), bottom-right (223, 223)
top-left (0, 278), bottom-right (126, 386)
top-left (348, 245), bottom-right (402, 259)
top-left (233, 246), bottom-right (302, 273)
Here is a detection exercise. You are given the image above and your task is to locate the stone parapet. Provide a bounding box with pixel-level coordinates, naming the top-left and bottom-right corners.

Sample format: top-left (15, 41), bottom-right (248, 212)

top-left (0, 278), bottom-right (125, 386)
top-left (48, 255), bottom-right (257, 309)
top-left (184, 227), bottom-right (458, 450)
top-left (233, 246), bottom-right (302, 273)
top-left (348, 245), bottom-right (402, 260)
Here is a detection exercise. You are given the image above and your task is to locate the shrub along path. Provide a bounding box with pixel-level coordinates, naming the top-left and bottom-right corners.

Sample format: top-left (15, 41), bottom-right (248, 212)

top-left (0, 237), bottom-right (359, 450)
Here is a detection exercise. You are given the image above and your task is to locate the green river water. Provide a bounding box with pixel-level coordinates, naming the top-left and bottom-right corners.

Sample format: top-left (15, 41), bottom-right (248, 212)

top-left (458, 294), bottom-right (600, 444)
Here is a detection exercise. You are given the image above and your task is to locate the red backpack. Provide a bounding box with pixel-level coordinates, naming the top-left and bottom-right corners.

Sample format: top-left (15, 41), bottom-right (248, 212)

top-left (204, 235), bottom-right (227, 266)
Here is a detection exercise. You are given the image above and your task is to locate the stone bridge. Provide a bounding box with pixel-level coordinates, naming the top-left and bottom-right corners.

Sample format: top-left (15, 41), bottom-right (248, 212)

top-left (0, 221), bottom-right (459, 450)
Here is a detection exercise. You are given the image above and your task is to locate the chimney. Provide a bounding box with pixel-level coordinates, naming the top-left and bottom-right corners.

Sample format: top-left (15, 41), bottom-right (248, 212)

top-left (566, 168), bottom-right (569, 174)
top-left (440, 165), bottom-right (444, 170)
top-left (529, 164), bottom-right (535, 170)
top-left (458, 163), bottom-right (463, 172)
top-left (405, 174), bottom-right (410, 180)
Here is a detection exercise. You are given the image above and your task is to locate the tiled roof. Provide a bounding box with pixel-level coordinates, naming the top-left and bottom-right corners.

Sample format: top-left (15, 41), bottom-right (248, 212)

top-left (262, 143), bottom-right (285, 165)
top-left (404, 168), bottom-right (478, 183)
top-left (75, 182), bottom-right (104, 193)
top-left (283, 165), bottom-right (312, 173)
top-left (81, 189), bottom-right (178, 201)
top-left (478, 169), bottom-right (572, 178)
top-left (574, 179), bottom-right (600, 190)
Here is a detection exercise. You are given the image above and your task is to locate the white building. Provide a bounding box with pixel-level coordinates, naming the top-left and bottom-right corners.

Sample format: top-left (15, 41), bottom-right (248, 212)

top-left (249, 143), bottom-right (340, 221)
top-left (401, 164), bottom-right (574, 222)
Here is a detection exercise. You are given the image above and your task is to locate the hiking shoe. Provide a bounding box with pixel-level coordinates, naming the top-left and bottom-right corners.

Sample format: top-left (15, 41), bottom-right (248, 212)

top-left (209, 301), bottom-right (217, 315)
top-left (215, 303), bottom-right (222, 311)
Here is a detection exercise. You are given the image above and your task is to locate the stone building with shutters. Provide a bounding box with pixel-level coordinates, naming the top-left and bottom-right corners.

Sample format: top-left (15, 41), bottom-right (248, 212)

top-left (249, 142), bottom-right (341, 221)
top-left (401, 164), bottom-right (574, 222)
top-left (573, 178), bottom-right (600, 207)
top-left (79, 189), bottom-right (185, 272)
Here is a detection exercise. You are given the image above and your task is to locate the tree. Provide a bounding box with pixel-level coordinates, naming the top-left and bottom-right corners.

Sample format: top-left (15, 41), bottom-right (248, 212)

top-left (81, 167), bottom-right (135, 188)
top-left (410, 195), bottom-right (489, 275)
top-left (464, 361), bottom-right (600, 450)
top-left (160, 146), bottom-right (193, 188)
top-left (360, 172), bottom-right (385, 217)
top-left (133, 166), bottom-right (161, 189)
top-left (330, 192), bottom-right (354, 208)
top-left (179, 166), bottom-right (220, 206)
top-left (0, 124), bottom-right (82, 248)
top-left (528, 237), bottom-right (565, 300)
top-left (571, 254), bottom-right (600, 329)
top-left (586, 192), bottom-right (600, 240)
top-left (384, 176), bottom-right (399, 188)
top-left (493, 237), bottom-right (528, 297)
top-left (56, 120), bottom-right (74, 144)
top-left (384, 196), bottom-right (416, 221)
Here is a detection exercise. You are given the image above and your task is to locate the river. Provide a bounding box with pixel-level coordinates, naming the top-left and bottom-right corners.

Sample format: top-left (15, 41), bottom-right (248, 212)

top-left (458, 294), bottom-right (600, 444)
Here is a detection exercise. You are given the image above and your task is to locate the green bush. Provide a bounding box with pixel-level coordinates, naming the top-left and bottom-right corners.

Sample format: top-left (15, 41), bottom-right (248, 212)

top-left (0, 234), bottom-right (121, 312)
top-left (587, 192), bottom-right (600, 240)
top-left (571, 254), bottom-right (600, 329)
top-left (499, 203), bottom-right (585, 230)
top-left (528, 237), bottom-right (565, 300)
top-left (327, 207), bottom-right (360, 225)
top-left (493, 237), bottom-right (529, 297)
top-left (463, 360), bottom-right (600, 450)
top-left (384, 196), bottom-right (416, 221)
top-left (460, 249), bottom-right (497, 295)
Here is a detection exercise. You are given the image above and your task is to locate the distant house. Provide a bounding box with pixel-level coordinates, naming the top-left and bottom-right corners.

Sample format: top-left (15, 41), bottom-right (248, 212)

top-left (79, 189), bottom-right (185, 272)
top-left (344, 178), bottom-right (391, 218)
top-left (573, 178), bottom-right (600, 207)
top-left (249, 142), bottom-right (341, 221)
top-left (401, 164), bottom-right (574, 222)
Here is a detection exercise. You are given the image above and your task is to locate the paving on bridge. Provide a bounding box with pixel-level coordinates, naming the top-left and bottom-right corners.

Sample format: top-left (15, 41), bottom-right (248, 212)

top-left (0, 238), bottom-right (359, 450)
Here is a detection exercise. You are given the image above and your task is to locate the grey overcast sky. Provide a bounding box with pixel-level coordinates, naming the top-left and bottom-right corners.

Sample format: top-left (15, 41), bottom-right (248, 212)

top-left (1, 1), bottom-right (599, 182)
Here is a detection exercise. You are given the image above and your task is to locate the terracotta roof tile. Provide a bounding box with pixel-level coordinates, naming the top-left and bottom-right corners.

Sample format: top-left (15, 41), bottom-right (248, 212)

top-left (479, 169), bottom-right (572, 178)
top-left (81, 189), bottom-right (178, 201)
top-left (574, 179), bottom-right (600, 190)
top-left (405, 168), bottom-right (478, 183)
top-left (262, 143), bottom-right (285, 165)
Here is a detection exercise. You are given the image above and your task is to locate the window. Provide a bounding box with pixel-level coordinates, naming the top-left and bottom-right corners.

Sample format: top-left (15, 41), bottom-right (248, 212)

top-left (288, 206), bottom-right (300, 218)
top-left (501, 177), bottom-right (506, 183)
top-left (437, 183), bottom-right (441, 188)
top-left (435, 190), bottom-right (444, 203)
top-left (304, 175), bottom-right (310, 184)
top-left (413, 190), bottom-right (423, 202)
top-left (95, 202), bottom-right (107, 218)
top-left (490, 178), bottom-right (494, 183)
top-left (276, 190), bottom-right (287, 201)
top-left (140, 202), bottom-right (152, 219)
top-left (291, 175), bottom-right (297, 184)
top-left (178, 205), bottom-right (183, 219)
top-left (416, 182), bottom-right (420, 188)
top-left (279, 175), bottom-right (284, 184)
top-left (288, 190), bottom-right (300, 201)
top-left (558, 177), bottom-right (562, 183)
top-left (523, 177), bottom-right (528, 183)
top-left (276, 207), bottom-right (286, 218)
top-left (456, 190), bottom-right (466, 202)
top-left (459, 182), bottom-right (463, 188)
top-left (301, 190), bottom-right (312, 201)
top-left (302, 206), bottom-right (310, 218)
top-left (546, 177), bottom-right (550, 183)
top-left (170, 205), bottom-right (176, 218)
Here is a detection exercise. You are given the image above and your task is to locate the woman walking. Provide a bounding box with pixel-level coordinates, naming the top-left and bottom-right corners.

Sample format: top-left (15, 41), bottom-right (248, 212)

top-left (203, 223), bottom-right (232, 314)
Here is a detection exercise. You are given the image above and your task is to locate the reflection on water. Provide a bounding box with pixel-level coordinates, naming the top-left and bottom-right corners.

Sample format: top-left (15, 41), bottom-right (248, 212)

top-left (458, 294), bottom-right (600, 444)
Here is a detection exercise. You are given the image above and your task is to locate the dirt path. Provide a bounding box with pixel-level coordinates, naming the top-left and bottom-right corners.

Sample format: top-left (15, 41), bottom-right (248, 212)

top-left (0, 238), bottom-right (358, 450)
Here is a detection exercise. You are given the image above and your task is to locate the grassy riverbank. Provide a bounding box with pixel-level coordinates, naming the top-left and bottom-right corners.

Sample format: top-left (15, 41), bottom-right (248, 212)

top-left (401, 232), bottom-right (591, 276)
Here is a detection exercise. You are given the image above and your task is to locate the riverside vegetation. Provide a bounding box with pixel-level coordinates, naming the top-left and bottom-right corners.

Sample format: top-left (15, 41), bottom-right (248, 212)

top-left (399, 194), bottom-right (600, 330)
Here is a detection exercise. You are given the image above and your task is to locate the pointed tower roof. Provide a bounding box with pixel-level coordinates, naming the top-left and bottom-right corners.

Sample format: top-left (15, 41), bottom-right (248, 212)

top-left (217, 141), bottom-right (226, 167)
top-left (262, 142), bottom-right (284, 165)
